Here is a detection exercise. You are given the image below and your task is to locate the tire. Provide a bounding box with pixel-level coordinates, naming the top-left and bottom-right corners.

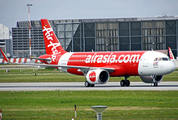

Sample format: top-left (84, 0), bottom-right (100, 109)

top-left (126, 80), bottom-right (130, 86)
top-left (154, 82), bottom-right (158, 86)
top-left (120, 80), bottom-right (126, 87)
top-left (90, 84), bottom-right (95, 87)
top-left (85, 81), bottom-right (90, 87)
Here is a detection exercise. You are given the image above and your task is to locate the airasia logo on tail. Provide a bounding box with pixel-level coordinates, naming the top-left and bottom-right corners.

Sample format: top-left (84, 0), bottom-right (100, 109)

top-left (42, 26), bottom-right (61, 61)
top-left (89, 71), bottom-right (96, 82)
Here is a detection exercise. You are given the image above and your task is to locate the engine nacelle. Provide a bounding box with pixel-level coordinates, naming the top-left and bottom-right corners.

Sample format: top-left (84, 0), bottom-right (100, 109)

top-left (140, 75), bottom-right (163, 83)
top-left (86, 69), bottom-right (110, 84)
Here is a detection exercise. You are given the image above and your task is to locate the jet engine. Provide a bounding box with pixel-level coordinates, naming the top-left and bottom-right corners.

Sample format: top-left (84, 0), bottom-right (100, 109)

top-left (139, 75), bottom-right (163, 83)
top-left (86, 69), bottom-right (110, 84)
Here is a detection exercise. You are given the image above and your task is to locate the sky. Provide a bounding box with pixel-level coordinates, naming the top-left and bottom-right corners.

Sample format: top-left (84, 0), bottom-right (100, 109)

top-left (0, 0), bottom-right (178, 28)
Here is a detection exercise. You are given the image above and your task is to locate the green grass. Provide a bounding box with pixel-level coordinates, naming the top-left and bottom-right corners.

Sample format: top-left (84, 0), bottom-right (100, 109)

top-left (0, 68), bottom-right (178, 82)
top-left (0, 91), bottom-right (178, 119)
top-left (0, 66), bottom-right (178, 119)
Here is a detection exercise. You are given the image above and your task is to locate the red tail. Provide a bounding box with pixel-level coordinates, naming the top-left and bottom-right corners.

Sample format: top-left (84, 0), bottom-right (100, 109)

top-left (0, 49), bottom-right (9, 62)
top-left (41, 19), bottom-right (66, 54)
top-left (168, 47), bottom-right (175, 60)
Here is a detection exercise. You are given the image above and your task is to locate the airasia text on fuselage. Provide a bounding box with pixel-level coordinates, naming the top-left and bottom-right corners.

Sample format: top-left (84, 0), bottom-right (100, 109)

top-left (85, 53), bottom-right (140, 64)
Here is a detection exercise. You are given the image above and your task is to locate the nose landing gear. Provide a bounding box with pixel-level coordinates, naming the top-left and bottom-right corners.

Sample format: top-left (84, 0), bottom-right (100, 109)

top-left (152, 75), bottom-right (158, 87)
top-left (152, 82), bottom-right (158, 86)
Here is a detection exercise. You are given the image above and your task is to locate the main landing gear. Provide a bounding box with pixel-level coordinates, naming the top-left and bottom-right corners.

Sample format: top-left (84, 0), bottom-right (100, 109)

top-left (152, 75), bottom-right (158, 87)
top-left (85, 81), bottom-right (95, 87)
top-left (120, 76), bottom-right (130, 87)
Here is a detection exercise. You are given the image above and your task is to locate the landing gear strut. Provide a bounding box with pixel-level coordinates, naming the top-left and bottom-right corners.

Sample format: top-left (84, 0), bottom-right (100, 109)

top-left (85, 81), bottom-right (95, 87)
top-left (120, 76), bottom-right (130, 87)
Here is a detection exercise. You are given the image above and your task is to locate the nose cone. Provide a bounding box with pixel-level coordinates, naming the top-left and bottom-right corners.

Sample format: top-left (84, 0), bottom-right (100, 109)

top-left (167, 61), bottom-right (176, 74)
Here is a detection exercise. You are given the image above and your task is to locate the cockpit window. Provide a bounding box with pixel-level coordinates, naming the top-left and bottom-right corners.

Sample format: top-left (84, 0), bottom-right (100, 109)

top-left (154, 57), bottom-right (170, 61)
top-left (154, 58), bottom-right (158, 61)
top-left (158, 57), bottom-right (162, 61)
top-left (162, 58), bottom-right (169, 61)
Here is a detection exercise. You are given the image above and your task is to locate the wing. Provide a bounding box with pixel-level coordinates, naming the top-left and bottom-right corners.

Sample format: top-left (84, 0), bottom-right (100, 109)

top-left (1, 48), bottom-right (115, 74)
top-left (0, 48), bottom-right (51, 63)
top-left (168, 47), bottom-right (175, 60)
top-left (16, 62), bottom-right (115, 74)
top-left (26, 57), bottom-right (51, 62)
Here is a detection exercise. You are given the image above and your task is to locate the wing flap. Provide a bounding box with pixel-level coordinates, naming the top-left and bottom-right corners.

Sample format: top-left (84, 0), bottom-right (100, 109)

top-left (27, 57), bottom-right (51, 61)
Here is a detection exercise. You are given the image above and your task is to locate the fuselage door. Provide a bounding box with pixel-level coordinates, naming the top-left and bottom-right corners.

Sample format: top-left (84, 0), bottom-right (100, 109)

top-left (142, 52), bottom-right (151, 67)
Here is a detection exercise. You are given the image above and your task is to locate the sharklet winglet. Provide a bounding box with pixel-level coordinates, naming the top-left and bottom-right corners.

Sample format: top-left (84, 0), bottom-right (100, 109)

top-left (0, 49), bottom-right (9, 62)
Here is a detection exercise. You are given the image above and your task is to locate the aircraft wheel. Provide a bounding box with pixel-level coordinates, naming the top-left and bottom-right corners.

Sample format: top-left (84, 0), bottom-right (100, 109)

top-left (126, 80), bottom-right (130, 86)
top-left (85, 81), bottom-right (90, 87)
top-left (120, 80), bottom-right (126, 87)
top-left (90, 84), bottom-right (95, 87)
top-left (154, 82), bottom-right (158, 86)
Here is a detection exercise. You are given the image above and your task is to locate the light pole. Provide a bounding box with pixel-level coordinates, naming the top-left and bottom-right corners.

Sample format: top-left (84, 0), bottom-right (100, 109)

top-left (27, 4), bottom-right (32, 57)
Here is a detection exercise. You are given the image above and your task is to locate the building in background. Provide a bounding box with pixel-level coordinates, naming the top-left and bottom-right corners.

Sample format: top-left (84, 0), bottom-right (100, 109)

top-left (12, 20), bottom-right (44, 57)
top-left (12, 16), bottom-right (178, 58)
top-left (0, 23), bottom-right (12, 58)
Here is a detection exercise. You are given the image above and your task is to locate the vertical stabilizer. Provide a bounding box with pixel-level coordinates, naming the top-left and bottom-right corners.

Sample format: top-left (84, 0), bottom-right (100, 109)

top-left (168, 47), bottom-right (175, 61)
top-left (41, 19), bottom-right (66, 54)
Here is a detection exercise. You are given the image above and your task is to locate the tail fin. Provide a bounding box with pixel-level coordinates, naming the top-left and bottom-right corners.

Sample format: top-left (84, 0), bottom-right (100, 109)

top-left (168, 47), bottom-right (175, 61)
top-left (0, 49), bottom-right (9, 62)
top-left (41, 19), bottom-right (66, 54)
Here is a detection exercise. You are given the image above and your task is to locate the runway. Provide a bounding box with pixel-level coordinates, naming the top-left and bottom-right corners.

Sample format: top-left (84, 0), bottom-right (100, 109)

top-left (0, 82), bottom-right (178, 91)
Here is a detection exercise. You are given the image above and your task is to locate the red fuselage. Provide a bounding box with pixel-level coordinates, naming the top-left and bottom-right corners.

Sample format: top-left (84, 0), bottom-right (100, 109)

top-left (39, 51), bottom-right (145, 77)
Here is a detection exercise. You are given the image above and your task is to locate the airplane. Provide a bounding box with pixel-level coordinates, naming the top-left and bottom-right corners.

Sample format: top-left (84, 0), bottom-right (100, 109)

top-left (0, 49), bottom-right (41, 64)
top-left (1, 19), bottom-right (176, 87)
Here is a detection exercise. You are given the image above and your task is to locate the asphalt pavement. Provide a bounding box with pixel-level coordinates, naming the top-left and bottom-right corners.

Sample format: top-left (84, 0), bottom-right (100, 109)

top-left (0, 82), bottom-right (178, 91)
